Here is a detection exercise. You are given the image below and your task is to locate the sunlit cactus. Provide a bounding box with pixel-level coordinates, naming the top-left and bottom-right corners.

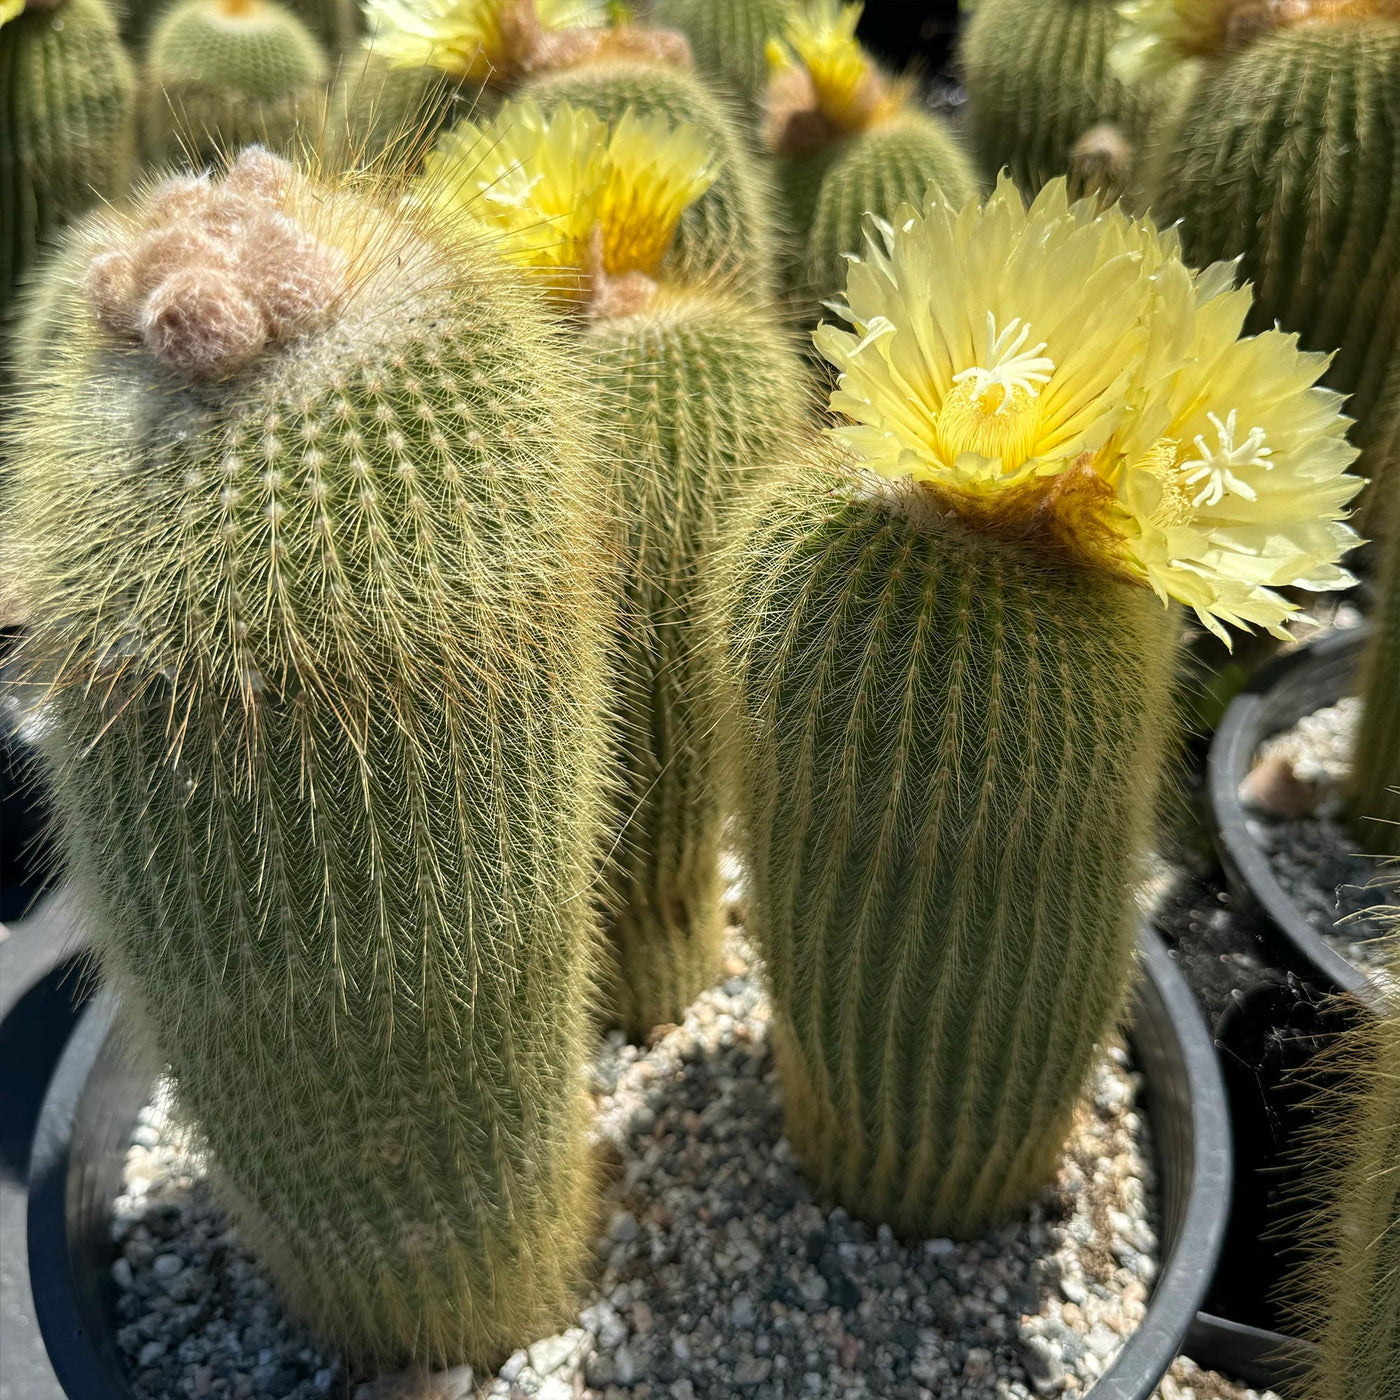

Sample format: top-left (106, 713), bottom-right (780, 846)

top-left (4, 147), bottom-right (614, 1368)
top-left (651, 0), bottom-right (799, 109)
top-left (0, 0), bottom-right (135, 313)
top-left (761, 0), bottom-right (977, 316)
top-left (721, 177), bottom-right (1362, 1235)
top-left (141, 0), bottom-right (328, 167)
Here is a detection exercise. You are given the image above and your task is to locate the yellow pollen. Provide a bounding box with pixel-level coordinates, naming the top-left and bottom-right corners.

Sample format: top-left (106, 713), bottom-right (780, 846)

top-left (1136, 438), bottom-right (1196, 527)
top-left (935, 378), bottom-right (1045, 469)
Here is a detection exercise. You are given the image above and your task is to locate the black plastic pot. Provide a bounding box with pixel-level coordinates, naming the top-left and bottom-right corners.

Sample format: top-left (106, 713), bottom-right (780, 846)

top-left (1185, 1313), bottom-right (1311, 1394)
top-left (1206, 625), bottom-right (1388, 1017)
top-left (29, 931), bottom-right (1230, 1400)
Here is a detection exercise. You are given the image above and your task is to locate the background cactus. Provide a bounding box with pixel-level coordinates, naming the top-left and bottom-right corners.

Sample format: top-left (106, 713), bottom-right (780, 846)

top-left (961, 0), bottom-right (1173, 196)
top-left (587, 284), bottom-right (805, 1036)
top-left (519, 58), bottom-right (779, 291)
top-left (1289, 925), bottom-right (1400, 1400)
top-left (1142, 10), bottom-right (1400, 435)
top-left (0, 0), bottom-right (136, 316)
top-left (141, 0), bottom-right (328, 168)
top-left (5, 148), bottom-right (614, 1368)
top-left (117, 0), bottom-right (356, 55)
top-left (724, 460), bottom-right (1181, 1232)
top-left (650, 0), bottom-right (799, 110)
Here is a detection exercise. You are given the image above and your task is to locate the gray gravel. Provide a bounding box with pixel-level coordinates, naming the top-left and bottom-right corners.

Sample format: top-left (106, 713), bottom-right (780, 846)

top-left (1243, 698), bottom-right (1398, 981)
top-left (112, 923), bottom-right (1174, 1399)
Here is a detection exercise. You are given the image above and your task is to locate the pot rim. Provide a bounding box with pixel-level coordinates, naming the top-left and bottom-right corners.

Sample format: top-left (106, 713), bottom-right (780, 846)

top-left (29, 927), bottom-right (1231, 1400)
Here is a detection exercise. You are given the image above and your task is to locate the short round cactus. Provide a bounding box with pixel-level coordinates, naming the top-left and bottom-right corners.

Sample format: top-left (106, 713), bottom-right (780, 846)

top-left (651, 0), bottom-right (799, 109)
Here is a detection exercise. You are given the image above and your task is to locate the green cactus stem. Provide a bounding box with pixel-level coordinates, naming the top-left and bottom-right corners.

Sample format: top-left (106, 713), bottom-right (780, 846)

top-left (117, 0), bottom-right (356, 54)
top-left (961, 0), bottom-right (1174, 195)
top-left (0, 0), bottom-right (136, 315)
top-left (650, 0), bottom-right (799, 109)
top-left (586, 282), bottom-right (805, 1036)
top-left (141, 0), bottom-right (329, 168)
top-left (721, 456), bottom-right (1181, 1235)
top-left (4, 148), bottom-right (613, 1368)
top-left (1145, 12), bottom-right (1400, 435)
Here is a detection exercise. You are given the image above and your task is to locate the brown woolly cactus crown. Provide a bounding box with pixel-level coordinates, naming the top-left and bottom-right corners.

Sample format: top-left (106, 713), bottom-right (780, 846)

top-left (84, 147), bottom-right (350, 380)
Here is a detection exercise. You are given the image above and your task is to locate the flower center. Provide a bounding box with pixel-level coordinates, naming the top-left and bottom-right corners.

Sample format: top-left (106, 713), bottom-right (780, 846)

top-left (1179, 409), bottom-right (1273, 507)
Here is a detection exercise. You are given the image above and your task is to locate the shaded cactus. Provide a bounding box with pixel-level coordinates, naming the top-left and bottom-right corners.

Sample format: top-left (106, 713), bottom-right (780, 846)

top-left (118, 0), bottom-right (356, 54)
top-left (0, 0), bottom-right (136, 314)
top-left (141, 0), bottom-right (329, 168)
top-left (651, 0), bottom-right (799, 109)
top-left (4, 148), bottom-right (614, 1368)
top-left (961, 0), bottom-right (1174, 195)
top-left (1140, 8), bottom-right (1400, 435)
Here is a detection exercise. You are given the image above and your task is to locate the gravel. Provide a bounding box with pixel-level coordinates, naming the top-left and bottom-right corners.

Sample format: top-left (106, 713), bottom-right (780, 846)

top-left (1241, 698), bottom-right (1398, 982)
top-left (110, 917), bottom-right (1175, 1400)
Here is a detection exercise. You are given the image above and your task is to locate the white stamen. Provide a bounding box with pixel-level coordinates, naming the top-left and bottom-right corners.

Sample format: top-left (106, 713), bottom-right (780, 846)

top-left (1180, 409), bottom-right (1273, 508)
top-left (952, 312), bottom-right (1055, 415)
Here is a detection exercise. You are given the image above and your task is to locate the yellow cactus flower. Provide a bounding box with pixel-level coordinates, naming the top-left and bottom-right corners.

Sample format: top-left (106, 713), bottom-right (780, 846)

top-left (597, 111), bottom-right (716, 277)
top-left (419, 99), bottom-right (714, 300)
top-left (765, 0), bottom-right (895, 133)
top-left (0, 0), bottom-right (26, 26)
top-left (364, 0), bottom-right (605, 82)
top-left (815, 177), bottom-right (1362, 640)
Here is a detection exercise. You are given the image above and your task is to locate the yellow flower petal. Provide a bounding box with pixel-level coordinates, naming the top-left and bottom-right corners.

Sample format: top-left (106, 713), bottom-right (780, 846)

top-left (767, 0), bottom-right (893, 132)
top-left (0, 0), bottom-right (25, 26)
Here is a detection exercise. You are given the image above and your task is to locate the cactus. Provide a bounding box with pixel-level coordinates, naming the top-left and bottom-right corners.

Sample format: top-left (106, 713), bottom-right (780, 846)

top-left (117, 0), bottom-right (356, 54)
top-left (4, 147), bottom-right (614, 1367)
top-left (719, 178), bottom-right (1361, 1234)
top-left (518, 57), bottom-right (779, 292)
top-left (141, 0), bottom-right (329, 168)
top-left (961, 0), bottom-right (1175, 195)
top-left (761, 1), bottom-right (976, 315)
top-left (422, 99), bottom-right (806, 1034)
top-left (651, 0), bottom-right (799, 109)
top-left (1132, 3), bottom-right (1400, 436)
top-left (0, 0), bottom-right (136, 315)
top-left (1289, 925), bottom-right (1400, 1400)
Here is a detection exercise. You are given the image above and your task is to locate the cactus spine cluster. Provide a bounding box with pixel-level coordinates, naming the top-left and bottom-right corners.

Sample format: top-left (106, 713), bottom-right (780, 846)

top-left (0, 0), bottom-right (135, 314)
top-left (141, 0), bottom-right (329, 168)
top-left (587, 284), bottom-right (804, 1035)
top-left (723, 461), bottom-right (1180, 1233)
top-left (961, 0), bottom-right (1171, 196)
top-left (1145, 11), bottom-right (1400, 431)
top-left (5, 149), bottom-right (614, 1368)
top-left (650, 0), bottom-right (799, 109)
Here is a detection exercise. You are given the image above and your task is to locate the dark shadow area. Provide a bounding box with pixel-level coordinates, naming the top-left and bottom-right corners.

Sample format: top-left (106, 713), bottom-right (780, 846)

top-left (858, 0), bottom-right (963, 76)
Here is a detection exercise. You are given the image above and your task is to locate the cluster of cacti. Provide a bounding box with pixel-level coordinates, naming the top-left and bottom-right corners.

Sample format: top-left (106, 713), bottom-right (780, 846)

top-left (1121, 0), bottom-right (1400, 437)
top-left (961, 0), bottom-right (1177, 199)
top-left (141, 0), bottom-right (328, 167)
top-left (761, 0), bottom-right (977, 315)
top-left (0, 0), bottom-right (136, 314)
top-left (422, 99), bottom-right (805, 1034)
top-left (1289, 922), bottom-right (1399, 1400)
top-left (4, 147), bottom-right (614, 1368)
top-left (719, 178), bottom-right (1362, 1235)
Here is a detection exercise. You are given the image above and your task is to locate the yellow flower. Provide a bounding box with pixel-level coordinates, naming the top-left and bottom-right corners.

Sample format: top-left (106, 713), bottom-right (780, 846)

top-left (0, 0), bottom-right (25, 26)
top-left (364, 0), bottom-right (605, 82)
top-left (596, 111), bottom-right (716, 277)
top-left (765, 0), bottom-right (894, 133)
top-left (419, 100), bottom-right (608, 297)
top-left (815, 177), bottom-right (1362, 639)
top-left (418, 99), bottom-right (714, 298)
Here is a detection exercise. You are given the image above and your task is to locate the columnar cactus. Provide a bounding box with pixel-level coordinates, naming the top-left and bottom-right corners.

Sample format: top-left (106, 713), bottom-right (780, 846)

top-left (0, 0), bottom-right (135, 313)
top-left (1291, 924), bottom-right (1400, 1400)
top-left (961, 0), bottom-right (1176, 196)
top-left (4, 148), bottom-right (614, 1367)
top-left (651, 0), bottom-right (799, 109)
top-left (141, 0), bottom-right (328, 167)
top-left (1121, 0), bottom-right (1400, 434)
top-left (423, 102), bottom-right (806, 1035)
top-left (761, 0), bottom-right (977, 316)
top-left (721, 178), bottom-right (1362, 1235)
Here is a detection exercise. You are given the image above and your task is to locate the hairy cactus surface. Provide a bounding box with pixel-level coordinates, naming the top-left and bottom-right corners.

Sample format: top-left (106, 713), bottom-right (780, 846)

top-left (5, 148), bottom-right (613, 1367)
top-left (0, 0), bottom-right (135, 314)
top-left (518, 58), bottom-right (778, 291)
top-left (1141, 8), bottom-right (1400, 433)
top-left (1291, 927), bottom-right (1400, 1400)
top-left (961, 0), bottom-right (1172, 195)
top-left (651, 0), bottom-right (798, 108)
top-left (118, 0), bottom-right (355, 53)
top-left (720, 178), bottom-right (1361, 1234)
top-left (141, 0), bottom-right (329, 168)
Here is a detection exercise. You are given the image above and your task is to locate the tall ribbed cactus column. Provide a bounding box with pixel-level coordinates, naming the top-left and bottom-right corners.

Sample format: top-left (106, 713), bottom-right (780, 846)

top-left (651, 0), bottom-right (798, 109)
top-left (5, 149), bottom-right (612, 1367)
top-left (721, 178), bottom-right (1361, 1235)
top-left (0, 0), bottom-right (135, 311)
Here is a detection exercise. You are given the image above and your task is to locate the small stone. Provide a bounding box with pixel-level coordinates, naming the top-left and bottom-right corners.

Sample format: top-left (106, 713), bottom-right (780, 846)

top-left (631, 1301), bottom-right (654, 1337)
top-left (151, 1252), bottom-right (184, 1279)
top-left (528, 1331), bottom-right (585, 1377)
top-left (498, 1351), bottom-right (529, 1383)
top-left (137, 1340), bottom-right (168, 1366)
top-left (1240, 753), bottom-right (1321, 819)
top-left (112, 1257), bottom-right (134, 1289)
top-left (607, 1209), bottom-right (640, 1244)
top-left (614, 1344), bottom-right (642, 1386)
top-left (962, 1347), bottom-right (994, 1384)
top-left (734, 1356), bottom-right (773, 1387)
top-left (1022, 1335), bottom-right (1067, 1395)
top-left (731, 1293), bottom-right (757, 1329)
